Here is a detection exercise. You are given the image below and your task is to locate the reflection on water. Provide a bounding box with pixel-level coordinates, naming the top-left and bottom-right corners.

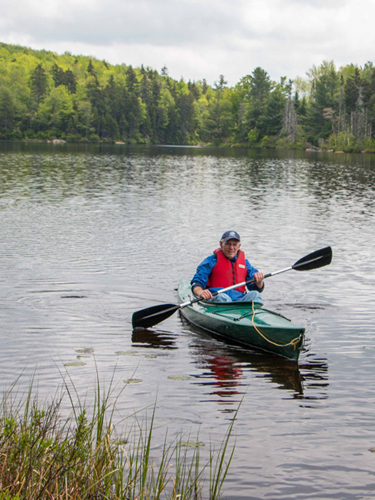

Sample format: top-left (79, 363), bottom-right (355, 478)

top-left (179, 315), bottom-right (330, 400)
top-left (183, 321), bottom-right (304, 396)
top-left (189, 330), bottom-right (329, 404)
top-left (134, 317), bottom-right (330, 406)
top-left (298, 356), bottom-right (329, 403)
top-left (132, 328), bottom-right (178, 349)
top-left (203, 355), bottom-right (244, 402)
top-left (1, 142), bottom-right (375, 500)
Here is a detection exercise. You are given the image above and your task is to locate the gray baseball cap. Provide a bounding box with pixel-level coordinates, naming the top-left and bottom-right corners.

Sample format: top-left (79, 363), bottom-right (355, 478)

top-left (221, 230), bottom-right (240, 242)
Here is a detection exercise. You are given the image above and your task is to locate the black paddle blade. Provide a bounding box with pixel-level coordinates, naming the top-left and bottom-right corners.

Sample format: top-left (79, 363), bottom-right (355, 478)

top-left (292, 246), bottom-right (332, 271)
top-left (132, 303), bottom-right (180, 329)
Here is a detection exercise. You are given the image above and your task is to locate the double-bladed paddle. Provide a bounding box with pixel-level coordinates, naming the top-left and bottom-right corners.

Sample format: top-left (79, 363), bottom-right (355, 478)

top-left (132, 246), bottom-right (332, 329)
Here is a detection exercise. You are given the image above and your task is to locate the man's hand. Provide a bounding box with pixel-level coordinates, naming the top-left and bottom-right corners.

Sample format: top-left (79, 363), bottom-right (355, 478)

top-left (193, 286), bottom-right (214, 300)
top-left (254, 272), bottom-right (264, 288)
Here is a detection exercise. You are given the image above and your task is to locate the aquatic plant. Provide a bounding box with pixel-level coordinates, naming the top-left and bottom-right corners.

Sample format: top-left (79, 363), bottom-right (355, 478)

top-left (0, 374), bottom-right (236, 499)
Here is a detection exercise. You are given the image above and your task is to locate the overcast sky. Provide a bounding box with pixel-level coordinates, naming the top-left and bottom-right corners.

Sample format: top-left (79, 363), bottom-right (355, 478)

top-left (1, 0), bottom-right (375, 86)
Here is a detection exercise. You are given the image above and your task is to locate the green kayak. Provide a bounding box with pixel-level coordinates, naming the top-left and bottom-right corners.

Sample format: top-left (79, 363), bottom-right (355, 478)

top-left (177, 278), bottom-right (305, 361)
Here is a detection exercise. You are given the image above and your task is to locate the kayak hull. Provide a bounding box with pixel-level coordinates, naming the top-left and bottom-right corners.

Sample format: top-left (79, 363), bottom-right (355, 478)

top-left (178, 279), bottom-right (305, 361)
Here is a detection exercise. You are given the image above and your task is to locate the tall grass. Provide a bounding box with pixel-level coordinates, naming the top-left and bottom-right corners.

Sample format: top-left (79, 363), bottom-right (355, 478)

top-left (0, 375), bottom-right (236, 499)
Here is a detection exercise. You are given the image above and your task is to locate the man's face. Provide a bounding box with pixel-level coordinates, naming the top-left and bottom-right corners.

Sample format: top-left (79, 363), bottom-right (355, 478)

top-left (220, 239), bottom-right (241, 259)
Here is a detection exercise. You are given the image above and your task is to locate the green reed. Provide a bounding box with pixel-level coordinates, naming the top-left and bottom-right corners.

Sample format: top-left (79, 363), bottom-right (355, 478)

top-left (0, 374), bottom-right (236, 499)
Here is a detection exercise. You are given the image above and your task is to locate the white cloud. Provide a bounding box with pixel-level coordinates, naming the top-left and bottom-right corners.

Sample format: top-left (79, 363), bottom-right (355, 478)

top-left (1, 0), bottom-right (375, 85)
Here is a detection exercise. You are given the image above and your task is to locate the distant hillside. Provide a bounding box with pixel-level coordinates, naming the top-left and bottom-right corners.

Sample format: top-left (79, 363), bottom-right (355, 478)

top-left (1, 42), bottom-right (375, 151)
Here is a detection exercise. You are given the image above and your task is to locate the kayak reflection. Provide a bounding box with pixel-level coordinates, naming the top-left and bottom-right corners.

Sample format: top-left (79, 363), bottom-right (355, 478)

top-left (184, 322), bottom-right (329, 403)
top-left (191, 341), bottom-right (304, 401)
top-left (131, 323), bottom-right (329, 406)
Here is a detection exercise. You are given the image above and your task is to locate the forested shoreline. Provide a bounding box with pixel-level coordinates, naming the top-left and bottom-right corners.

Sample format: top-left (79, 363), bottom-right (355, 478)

top-left (1, 42), bottom-right (375, 152)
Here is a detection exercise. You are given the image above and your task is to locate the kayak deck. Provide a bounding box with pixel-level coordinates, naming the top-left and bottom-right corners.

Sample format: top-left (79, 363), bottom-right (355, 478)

top-left (178, 279), bottom-right (305, 361)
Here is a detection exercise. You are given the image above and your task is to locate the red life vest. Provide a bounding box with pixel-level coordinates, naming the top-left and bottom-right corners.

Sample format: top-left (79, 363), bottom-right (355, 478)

top-left (207, 249), bottom-right (247, 292)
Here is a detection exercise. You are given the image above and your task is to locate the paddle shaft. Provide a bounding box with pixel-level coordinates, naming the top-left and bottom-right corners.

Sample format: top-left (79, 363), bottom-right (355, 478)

top-left (137, 268), bottom-right (286, 326)
top-left (180, 271), bottom-right (276, 308)
top-left (178, 249), bottom-right (331, 308)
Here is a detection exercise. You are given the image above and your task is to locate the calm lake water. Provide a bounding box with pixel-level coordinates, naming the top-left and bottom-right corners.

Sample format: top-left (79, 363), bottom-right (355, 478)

top-left (1, 142), bottom-right (375, 499)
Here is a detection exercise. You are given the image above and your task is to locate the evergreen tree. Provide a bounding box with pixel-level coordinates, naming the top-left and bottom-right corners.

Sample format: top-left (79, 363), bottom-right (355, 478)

top-left (63, 69), bottom-right (77, 93)
top-left (345, 68), bottom-right (361, 114)
top-left (86, 78), bottom-right (105, 137)
top-left (51, 63), bottom-right (65, 87)
top-left (176, 90), bottom-right (196, 143)
top-left (263, 86), bottom-right (286, 137)
top-left (248, 67), bottom-right (272, 104)
top-left (87, 59), bottom-right (96, 78)
top-left (307, 69), bottom-right (338, 142)
top-left (30, 63), bottom-right (48, 108)
top-left (51, 64), bottom-right (77, 93)
top-left (126, 66), bottom-right (139, 94)
top-left (243, 67), bottom-right (273, 141)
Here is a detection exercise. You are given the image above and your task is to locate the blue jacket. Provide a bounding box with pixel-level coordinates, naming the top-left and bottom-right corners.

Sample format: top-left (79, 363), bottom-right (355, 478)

top-left (191, 252), bottom-right (264, 301)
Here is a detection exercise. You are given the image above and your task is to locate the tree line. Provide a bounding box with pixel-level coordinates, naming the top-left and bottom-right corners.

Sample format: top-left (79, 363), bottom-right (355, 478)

top-left (1, 43), bottom-right (375, 152)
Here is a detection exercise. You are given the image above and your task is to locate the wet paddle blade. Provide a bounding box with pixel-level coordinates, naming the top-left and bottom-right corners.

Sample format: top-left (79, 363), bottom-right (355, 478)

top-left (292, 246), bottom-right (332, 272)
top-left (132, 303), bottom-right (180, 329)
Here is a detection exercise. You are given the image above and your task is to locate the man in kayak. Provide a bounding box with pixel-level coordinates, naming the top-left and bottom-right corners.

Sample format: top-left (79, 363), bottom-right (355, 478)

top-left (191, 230), bottom-right (265, 303)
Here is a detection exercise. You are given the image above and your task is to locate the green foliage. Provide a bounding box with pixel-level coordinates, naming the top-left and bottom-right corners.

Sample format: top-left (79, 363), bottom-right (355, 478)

top-left (51, 63), bottom-right (77, 93)
top-left (0, 376), bottom-right (237, 500)
top-left (247, 127), bottom-right (259, 146)
top-left (306, 67), bottom-right (338, 142)
top-left (30, 63), bottom-right (49, 109)
top-left (0, 86), bottom-right (15, 136)
top-left (1, 42), bottom-right (375, 147)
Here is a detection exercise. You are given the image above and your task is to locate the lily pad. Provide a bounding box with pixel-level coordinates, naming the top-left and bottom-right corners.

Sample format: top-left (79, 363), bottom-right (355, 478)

top-left (64, 362), bottom-right (86, 367)
top-left (124, 378), bottom-right (142, 384)
top-left (168, 375), bottom-right (189, 381)
top-left (115, 351), bottom-right (135, 356)
top-left (145, 354), bottom-right (157, 359)
top-left (181, 441), bottom-right (205, 447)
top-left (75, 348), bottom-right (94, 354)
